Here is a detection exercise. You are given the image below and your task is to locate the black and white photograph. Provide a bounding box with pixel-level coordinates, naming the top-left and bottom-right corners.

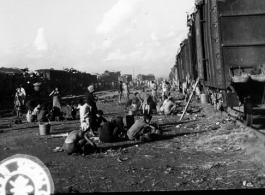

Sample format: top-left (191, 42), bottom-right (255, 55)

top-left (1, 0), bottom-right (265, 193)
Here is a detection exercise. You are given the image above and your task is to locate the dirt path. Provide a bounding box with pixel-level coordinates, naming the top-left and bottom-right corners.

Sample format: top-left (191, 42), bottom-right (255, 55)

top-left (0, 91), bottom-right (264, 192)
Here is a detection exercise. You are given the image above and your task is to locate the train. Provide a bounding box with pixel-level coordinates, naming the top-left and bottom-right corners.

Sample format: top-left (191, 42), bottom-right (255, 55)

top-left (0, 68), bottom-right (124, 106)
top-left (169, 0), bottom-right (265, 126)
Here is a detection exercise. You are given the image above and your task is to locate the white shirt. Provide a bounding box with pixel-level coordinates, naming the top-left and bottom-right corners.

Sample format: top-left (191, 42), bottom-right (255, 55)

top-left (20, 87), bottom-right (26, 96)
top-left (78, 103), bottom-right (91, 121)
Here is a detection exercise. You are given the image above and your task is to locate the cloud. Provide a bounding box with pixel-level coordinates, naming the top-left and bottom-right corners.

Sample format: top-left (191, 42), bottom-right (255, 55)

top-left (96, 0), bottom-right (139, 34)
top-left (151, 32), bottom-right (157, 41)
top-left (104, 49), bottom-right (126, 61)
top-left (101, 39), bottom-right (112, 50)
top-left (34, 28), bottom-right (49, 51)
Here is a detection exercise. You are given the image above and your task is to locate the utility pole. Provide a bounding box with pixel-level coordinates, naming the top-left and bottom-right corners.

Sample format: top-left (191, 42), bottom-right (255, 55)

top-left (133, 68), bottom-right (134, 79)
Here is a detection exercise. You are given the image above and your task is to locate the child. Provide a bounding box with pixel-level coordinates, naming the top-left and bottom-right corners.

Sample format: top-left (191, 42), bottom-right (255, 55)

top-left (77, 98), bottom-right (93, 136)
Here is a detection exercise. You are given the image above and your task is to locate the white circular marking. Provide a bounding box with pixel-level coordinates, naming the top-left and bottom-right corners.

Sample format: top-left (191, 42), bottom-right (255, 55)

top-left (0, 154), bottom-right (54, 195)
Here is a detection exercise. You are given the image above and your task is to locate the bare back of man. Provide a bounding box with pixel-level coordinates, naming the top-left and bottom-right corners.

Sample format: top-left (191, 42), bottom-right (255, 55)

top-left (63, 130), bottom-right (96, 155)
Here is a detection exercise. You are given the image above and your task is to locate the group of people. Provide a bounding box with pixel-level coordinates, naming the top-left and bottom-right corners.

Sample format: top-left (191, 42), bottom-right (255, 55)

top-left (127, 79), bottom-right (179, 116)
top-left (60, 84), bottom-right (164, 155)
top-left (24, 86), bottom-right (63, 123)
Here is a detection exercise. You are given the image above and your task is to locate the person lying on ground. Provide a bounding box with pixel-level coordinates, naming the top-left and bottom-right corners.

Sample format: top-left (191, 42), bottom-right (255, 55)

top-left (95, 110), bottom-right (108, 128)
top-left (98, 118), bottom-right (124, 143)
top-left (127, 114), bottom-right (155, 141)
top-left (62, 126), bottom-right (97, 155)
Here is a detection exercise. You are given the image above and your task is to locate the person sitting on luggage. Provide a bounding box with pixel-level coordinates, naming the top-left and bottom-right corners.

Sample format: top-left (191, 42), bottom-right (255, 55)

top-left (62, 126), bottom-right (97, 155)
top-left (127, 114), bottom-right (155, 141)
top-left (95, 110), bottom-right (108, 128)
top-left (98, 118), bottom-right (124, 143)
top-left (37, 105), bottom-right (49, 122)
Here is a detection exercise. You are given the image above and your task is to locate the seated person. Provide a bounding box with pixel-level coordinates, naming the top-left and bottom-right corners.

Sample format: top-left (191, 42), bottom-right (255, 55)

top-left (62, 126), bottom-right (97, 155)
top-left (127, 114), bottom-right (155, 141)
top-left (129, 98), bottom-right (140, 113)
top-left (37, 105), bottom-right (49, 122)
top-left (31, 104), bottom-right (41, 121)
top-left (95, 110), bottom-right (107, 128)
top-left (163, 97), bottom-right (177, 115)
top-left (98, 119), bottom-right (124, 143)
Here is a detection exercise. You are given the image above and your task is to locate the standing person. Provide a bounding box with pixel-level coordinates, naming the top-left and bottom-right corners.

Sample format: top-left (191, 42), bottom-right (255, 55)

top-left (85, 85), bottom-right (98, 134)
top-left (76, 98), bottom-right (94, 136)
top-left (123, 82), bottom-right (130, 102)
top-left (14, 88), bottom-right (23, 118)
top-left (49, 86), bottom-right (62, 115)
top-left (19, 85), bottom-right (26, 106)
top-left (118, 80), bottom-right (123, 103)
top-left (135, 92), bottom-right (152, 115)
top-left (151, 80), bottom-right (157, 102)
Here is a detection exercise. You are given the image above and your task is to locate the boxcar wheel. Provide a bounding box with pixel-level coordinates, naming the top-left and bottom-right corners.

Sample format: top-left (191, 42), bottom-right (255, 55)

top-left (244, 98), bottom-right (253, 127)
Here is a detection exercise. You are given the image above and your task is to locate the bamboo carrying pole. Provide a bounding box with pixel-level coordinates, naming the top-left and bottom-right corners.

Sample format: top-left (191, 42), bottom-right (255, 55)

top-left (179, 77), bottom-right (200, 121)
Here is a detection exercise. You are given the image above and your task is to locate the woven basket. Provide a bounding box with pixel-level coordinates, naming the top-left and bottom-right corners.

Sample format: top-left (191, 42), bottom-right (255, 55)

top-left (250, 75), bottom-right (265, 82)
top-left (231, 75), bottom-right (250, 83)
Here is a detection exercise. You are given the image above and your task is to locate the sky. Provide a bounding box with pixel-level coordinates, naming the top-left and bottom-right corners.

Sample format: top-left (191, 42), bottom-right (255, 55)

top-left (0, 0), bottom-right (194, 78)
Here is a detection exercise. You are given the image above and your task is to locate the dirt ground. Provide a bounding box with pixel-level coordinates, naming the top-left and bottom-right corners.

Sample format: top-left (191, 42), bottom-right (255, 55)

top-left (1, 90), bottom-right (265, 193)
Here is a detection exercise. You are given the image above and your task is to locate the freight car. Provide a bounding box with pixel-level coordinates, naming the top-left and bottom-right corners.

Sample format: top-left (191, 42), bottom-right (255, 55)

top-left (171, 0), bottom-right (265, 126)
top-left (36, 69), bottom-right (97, 96)
top-left (0, 68), bottom-right (42, 105)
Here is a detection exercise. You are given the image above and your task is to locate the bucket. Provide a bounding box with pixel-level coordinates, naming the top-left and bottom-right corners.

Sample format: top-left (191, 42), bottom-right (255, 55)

top-left (200, 94), bottom-right (208, 104)
top-left (26, 111), bottom-right (33, 123)
top-left (39, 123), bottom-right (50, 135)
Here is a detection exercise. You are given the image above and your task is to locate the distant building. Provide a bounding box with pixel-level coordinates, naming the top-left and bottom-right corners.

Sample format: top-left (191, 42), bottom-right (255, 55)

top-left (136, 74), bottom-right (155, 81)
top-left (118, 74), bottom-right (132, 83)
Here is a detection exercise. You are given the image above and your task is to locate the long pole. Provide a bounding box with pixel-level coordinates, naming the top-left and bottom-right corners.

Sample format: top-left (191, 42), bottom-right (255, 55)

top-left (133, 68), bottom-right (134, 79)
top-left (179, 77), bottom-right (200, 121)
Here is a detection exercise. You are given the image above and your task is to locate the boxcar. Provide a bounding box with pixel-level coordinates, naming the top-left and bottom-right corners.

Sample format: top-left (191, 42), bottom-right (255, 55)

top-left (171, 0), bottom-right (265, 126)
